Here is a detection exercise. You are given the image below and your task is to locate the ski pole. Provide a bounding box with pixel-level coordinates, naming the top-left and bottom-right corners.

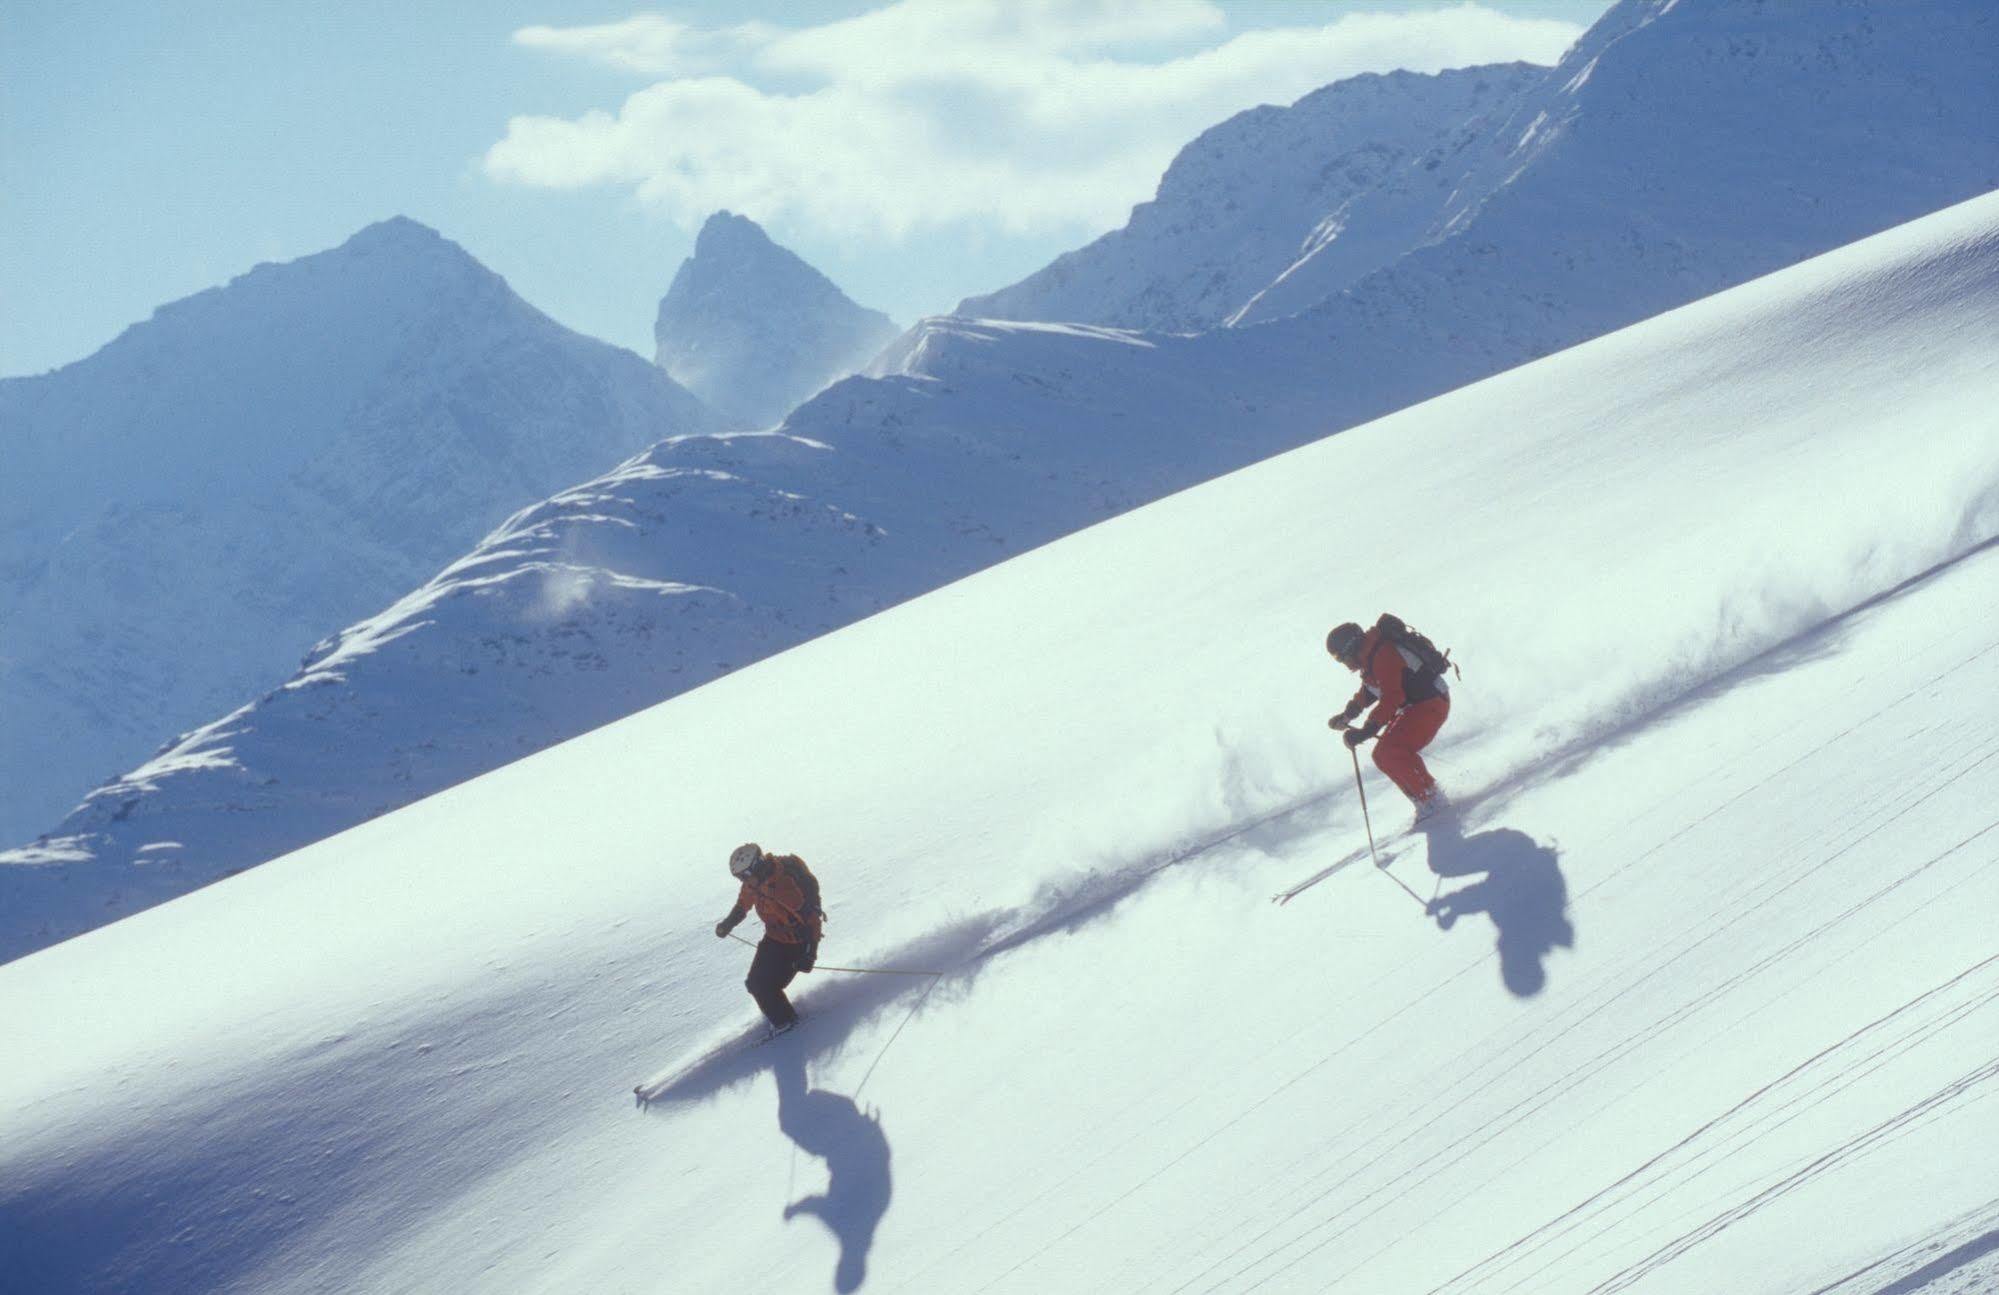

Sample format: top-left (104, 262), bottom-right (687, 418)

top-left (1351, 745), bottom-right (1383, 869)
top-left (726, 931), bottom-right (947, 977)
top-left (1349, 748), bottom-right (1429, 909)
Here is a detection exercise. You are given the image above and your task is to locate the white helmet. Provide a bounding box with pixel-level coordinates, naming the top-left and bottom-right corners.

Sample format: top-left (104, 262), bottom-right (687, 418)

top-left (728, 843), bottom-right (764, 878)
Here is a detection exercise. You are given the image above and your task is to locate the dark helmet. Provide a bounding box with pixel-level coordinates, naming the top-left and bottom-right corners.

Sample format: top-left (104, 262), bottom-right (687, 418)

top-left (1325, 622), bottom-right (1364, 665)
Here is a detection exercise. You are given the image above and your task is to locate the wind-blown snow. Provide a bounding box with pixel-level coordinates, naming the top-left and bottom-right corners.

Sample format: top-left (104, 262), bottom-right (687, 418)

top-left (655, 212), bottom-right (900, 428)
top-left (0, 218), bottom-right (731, 844)
top-left (1, 188), bottom-right (1996, 1294)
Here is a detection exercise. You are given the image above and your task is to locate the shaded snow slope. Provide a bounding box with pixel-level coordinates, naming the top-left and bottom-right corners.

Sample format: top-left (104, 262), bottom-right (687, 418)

top-left (655, 212), bottom-right (900, 427)
top-left (0, 218), bottom-right (731, 844)
top-left (956, 64), bottom-right (1542, 332)
top-left (11, 179), bottom-right (1999, 964)
top-left (1, 184), bottom-right (1995, 1293)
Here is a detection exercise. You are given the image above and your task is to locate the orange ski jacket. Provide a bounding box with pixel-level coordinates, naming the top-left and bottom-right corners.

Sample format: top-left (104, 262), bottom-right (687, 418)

top-left (727, 854), bottom-right (823, 945)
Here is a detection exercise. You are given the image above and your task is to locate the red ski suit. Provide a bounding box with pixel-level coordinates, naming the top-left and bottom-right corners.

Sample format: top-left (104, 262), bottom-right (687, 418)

top-left (1344, 628), bottom-right (1449, 806)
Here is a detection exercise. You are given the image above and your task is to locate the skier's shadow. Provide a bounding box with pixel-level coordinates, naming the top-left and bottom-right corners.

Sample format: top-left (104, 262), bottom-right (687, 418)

top-left (1420, 816), bottom-right (1573, 997)
top-left (773, 1049), bottom-right (891, 1293)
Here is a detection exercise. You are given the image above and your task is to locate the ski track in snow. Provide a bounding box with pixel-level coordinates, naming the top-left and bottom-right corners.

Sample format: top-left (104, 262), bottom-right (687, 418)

top-left (933, 572), bottom-right (1999, 1295)
top-left (853, 529), bottom-right (1999, 1295)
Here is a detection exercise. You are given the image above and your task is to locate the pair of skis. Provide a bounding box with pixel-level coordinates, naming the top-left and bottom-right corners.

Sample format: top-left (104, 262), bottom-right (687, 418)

top-left (1274, 745), bottom-right (1436, 905)
top-left (634, 1019), bottom-right (797, 1107)
top-left (1269, 842), bottom-right (1410, 905)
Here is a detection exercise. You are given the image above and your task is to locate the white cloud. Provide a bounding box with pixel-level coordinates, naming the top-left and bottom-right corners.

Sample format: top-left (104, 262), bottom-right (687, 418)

top-left (512, 15), bottom-right (778, 76)
top-left (487, 1), bottom-right (1582, 240)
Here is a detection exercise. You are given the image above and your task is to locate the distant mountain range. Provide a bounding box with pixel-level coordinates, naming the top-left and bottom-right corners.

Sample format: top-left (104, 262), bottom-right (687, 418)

top-left (0, 218), bottom-right (731, 847)
top-left (6, 0), bottom-right (1995, 962)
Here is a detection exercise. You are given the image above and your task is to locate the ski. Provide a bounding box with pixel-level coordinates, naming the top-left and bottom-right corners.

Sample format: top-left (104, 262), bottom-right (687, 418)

top-left (1272, 792), bottom-right (1475, 907)
top-left (633, 1020), bottom-right (794, 1107)
top-left (1271, 845), bottom-right (1372, 905)
top-left (1272, 842), bottom-right (1423, 905)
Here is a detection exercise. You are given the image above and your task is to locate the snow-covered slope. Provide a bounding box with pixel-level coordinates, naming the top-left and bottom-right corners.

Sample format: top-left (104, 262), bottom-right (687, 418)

top-left (655, 212), bottom-right (900, 427)
top-left (955, 64), bottom-right (1542, 332)
top-left (11, 0), bottom-right (1995, 960)
top-left (2, 187), bottom-right (1996, 1294)
top-left (0, 219), bottom-right (731, 845)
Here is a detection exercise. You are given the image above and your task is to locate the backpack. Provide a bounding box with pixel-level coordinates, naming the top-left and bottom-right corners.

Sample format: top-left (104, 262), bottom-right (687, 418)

top-left (1374, 613), bottom-right (1459, 681)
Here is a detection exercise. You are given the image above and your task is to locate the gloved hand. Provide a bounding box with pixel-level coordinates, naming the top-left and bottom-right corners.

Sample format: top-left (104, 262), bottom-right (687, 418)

top-left (715, 917), bottom-right (737, 939)
top-left (1344, 724), bottom-right (1379, 749)
top-left (1328, 715), bottom-right (1350, 731)
top-left (797, 938), bottom-right (818, 973)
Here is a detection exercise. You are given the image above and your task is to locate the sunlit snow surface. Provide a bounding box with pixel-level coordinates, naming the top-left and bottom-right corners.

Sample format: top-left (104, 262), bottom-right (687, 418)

top-left (2, 195), bottom-right (1997, 1293)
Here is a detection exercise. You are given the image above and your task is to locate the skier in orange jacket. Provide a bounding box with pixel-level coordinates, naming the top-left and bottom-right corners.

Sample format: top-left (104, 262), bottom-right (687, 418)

top-left (1327, 618), bottom-right (1451, 819)
top-left (715, 843), bottom-right (824, 1031)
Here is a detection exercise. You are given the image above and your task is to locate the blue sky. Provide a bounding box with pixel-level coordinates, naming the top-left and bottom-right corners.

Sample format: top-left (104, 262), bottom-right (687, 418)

top-left (1, 1), bottom-right (1607, 378)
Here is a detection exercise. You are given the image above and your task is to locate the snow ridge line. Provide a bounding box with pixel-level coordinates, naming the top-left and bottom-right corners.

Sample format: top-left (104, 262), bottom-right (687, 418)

top-left (1801, 1198), bottom-right (1999, 1295)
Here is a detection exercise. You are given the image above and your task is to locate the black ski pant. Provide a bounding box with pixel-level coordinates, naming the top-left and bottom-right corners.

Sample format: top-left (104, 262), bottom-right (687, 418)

top-left (746, 936), bottom-right (807, 1028)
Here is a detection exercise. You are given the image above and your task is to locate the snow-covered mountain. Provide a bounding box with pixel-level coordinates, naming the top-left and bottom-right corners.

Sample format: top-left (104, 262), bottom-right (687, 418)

top-left (969, 0), bottom-right (1999, 333)
top-left (0, 319), bottom-right (1288, 959)
top-left (3, 189), bottom-right (1995, 1294)
top-left (1233, 0), bottom-right (1999, 328)
top-left (654, 212), bottom-right (900, 427)
top-left (9, 0), bottom-right (1995, 965)
top-left (0, 218), bottom-right (731, 849)
top-left (956, 63), bottom-right (1543, 332)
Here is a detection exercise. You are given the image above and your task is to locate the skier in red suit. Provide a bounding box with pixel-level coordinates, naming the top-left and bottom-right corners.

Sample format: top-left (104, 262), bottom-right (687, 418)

top-left (1327, 619), bottom-right (1451, 818)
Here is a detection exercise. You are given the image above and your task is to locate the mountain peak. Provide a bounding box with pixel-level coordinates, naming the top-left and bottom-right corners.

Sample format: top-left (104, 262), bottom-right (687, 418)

top-left (693, 210), bottom-right (776, 257)
top-left (655, 214), bottom-right (899, 426)
top-left (332, 215), bottom-right (460, 260)
top-left (956, 61), bottom-right (1548, 331)
top-left (0, 217), bottom-right (729, 851)
top-left (346, 213), bottom-right (443, 242)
